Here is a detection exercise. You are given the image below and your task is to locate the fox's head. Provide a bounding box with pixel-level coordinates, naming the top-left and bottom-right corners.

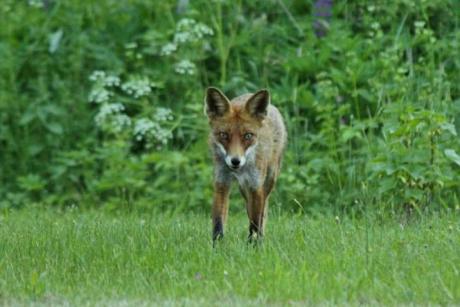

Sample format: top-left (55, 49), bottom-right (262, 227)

top-left (205, 87), bottom-right (270, 171)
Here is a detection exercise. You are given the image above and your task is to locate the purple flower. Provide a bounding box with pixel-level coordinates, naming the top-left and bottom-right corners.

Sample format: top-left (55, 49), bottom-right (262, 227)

top-left (313, 0), bottom-right (333, 38)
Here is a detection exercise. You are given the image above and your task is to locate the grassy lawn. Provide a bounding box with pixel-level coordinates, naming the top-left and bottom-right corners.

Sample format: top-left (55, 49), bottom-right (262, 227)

top-left (0, 208), bottom-right (459, 306)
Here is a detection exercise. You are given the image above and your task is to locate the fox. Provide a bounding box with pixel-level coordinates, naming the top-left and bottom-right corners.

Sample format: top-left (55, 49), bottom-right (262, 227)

top-left (204, 87), bottom-right (287, 244)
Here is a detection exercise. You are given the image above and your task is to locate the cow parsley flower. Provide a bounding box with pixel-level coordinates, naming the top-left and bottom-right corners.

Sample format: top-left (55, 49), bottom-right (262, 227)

top-left (154, 107), bottom-right (174, 122)
top-left (174, 60), bottom-right (196, 75)
top-left (121, 78), bottom-right (152, 98)
top-left (133, 118), bottom-right (172, 146)
top-left (89, 70), bottom-right (106, 82)
top-left (110, 114), bottom-right (132, 133)
top-left (94, 103), bottom-right (125, 124)
top-left (88, 71), bottom-right (121, 104)
top-left (88, 87), bottom-right (111, 104)
top-left (194, 23), bottom-right (214, 37)
top-left (161, 43), bottom-right (178, 56)
top-left (89, 71), bottom-right (120, 87)
top-left (174, 18), bottom-right (214, 44)
top-left (104, 75), bottom-right (121, 87)
top-left (28, 0), bottom-right (44, 8)
top-left (134, 109), bottom-right (173, 147)
top-left (414, 21), bottom-right (426, 29)
top-left (95, 103), bottom-right (131, 133)
top-left (134, 118), bottom-right (157, 141)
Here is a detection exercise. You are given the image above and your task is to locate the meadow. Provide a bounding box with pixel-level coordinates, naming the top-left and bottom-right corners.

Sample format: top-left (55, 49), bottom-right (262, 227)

top-left (1, 209), bottom-right (459, 305)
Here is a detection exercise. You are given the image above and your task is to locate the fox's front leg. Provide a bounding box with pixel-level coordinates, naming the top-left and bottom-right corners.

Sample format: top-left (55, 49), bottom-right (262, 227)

top-left (247, 188), bottom-right (266, 242)
top-left (212, 183), bottom-right (230, 243)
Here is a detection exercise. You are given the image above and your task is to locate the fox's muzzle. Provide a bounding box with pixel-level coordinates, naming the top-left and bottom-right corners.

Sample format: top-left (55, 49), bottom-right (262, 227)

top-left (225, 155), bottom-right (246, 170)
top-left (215, 142), bottom-right (258, 171)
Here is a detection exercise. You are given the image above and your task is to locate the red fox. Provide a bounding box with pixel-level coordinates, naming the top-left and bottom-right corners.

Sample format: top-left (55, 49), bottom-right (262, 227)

top-left (204, 87), bottom-right (287, 243)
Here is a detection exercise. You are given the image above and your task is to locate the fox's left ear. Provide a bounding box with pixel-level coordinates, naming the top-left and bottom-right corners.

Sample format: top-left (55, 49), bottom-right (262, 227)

top-left (246, 89), bottom-right (270, 119)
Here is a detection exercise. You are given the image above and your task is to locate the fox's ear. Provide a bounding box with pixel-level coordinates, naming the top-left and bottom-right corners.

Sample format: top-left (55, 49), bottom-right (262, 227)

top-left (246, 89), bottom-right (270, 119)
top-left (205, 87), bottom-right (230, 118)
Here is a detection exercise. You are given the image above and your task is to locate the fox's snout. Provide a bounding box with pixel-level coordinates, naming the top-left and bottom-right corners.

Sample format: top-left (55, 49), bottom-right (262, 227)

top-left (216, 142), bottom-right (247, 170)
top-left (225, 155), bottom-right (246, 170)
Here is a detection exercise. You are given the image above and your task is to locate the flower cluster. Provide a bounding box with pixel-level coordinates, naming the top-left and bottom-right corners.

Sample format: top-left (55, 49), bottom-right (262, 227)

top-left (173, 18), bottom-right (214, 44)
top-left (94, 103), bottom-right (131, 133)
top-left (154, 107), bottom-right (174, 122)
top-left (121, 78), bottom-right (152, 98)
top-left (159, 18), bottom-right (213, 57)
top-left (88, 70), bottom-right (174, 148)
top-left (157, 18), bottom-right (214, 77)
top-left (89, 71), bottom-right (120, 87)
top-left (89, 87), bottom-right (111, 104)
top-left (28, 0), bottom-right (44, 8)
top-left (174, 60), bottom-right (196, 75)
top-left (160, 43), bottom-right (178, 56)
top-left (134, 111), bottom-right (173, 147)
top-left (133, 118), bottom-right (156, 141)
top-left (88, 71), bottom-right (121, 104)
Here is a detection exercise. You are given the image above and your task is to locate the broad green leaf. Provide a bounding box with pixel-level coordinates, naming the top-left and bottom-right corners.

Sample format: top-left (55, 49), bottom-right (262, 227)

top-left (444, 149), bottom-right (460, 166)
top-left (440, 123), bottom-right (457, 136)
top-left (49, 29), bottom-right (63, 54)
top-left (46, 122), bottom-right (63, 135)
top-left (19, 111), bottom-right (35, 126)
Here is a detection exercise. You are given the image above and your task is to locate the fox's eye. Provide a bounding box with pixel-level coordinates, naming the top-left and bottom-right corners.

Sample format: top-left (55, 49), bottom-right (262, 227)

top-left (244, 133), bottom-right (253, 140)
top-left (219, 132), bottom-right (229, 139)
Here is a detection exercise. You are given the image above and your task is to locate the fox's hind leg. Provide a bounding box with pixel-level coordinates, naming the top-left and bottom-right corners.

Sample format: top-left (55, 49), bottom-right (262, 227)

top-left (212, 183), bottom-right (230, 243)
top-left (247, 166), bottom-right (280, 243)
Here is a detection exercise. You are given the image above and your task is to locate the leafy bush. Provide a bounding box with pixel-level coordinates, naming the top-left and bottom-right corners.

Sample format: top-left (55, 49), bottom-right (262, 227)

top-left (0, 0), bottom-right (459, 213)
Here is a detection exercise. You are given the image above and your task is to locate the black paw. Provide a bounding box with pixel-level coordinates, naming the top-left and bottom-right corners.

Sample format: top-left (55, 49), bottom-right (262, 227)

top-left (247, 228), bottom-right (263, 247)
top-left (212, 220), bottom-right (224, 246)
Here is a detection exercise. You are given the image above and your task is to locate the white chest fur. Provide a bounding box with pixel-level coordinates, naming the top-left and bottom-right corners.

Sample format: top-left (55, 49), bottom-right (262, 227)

top-left (231, 165), bottom-right (261, 189)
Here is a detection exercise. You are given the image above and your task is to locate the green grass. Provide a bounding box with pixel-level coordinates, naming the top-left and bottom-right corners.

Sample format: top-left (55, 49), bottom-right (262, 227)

top-left (0, 209), bottom-right (459, 306)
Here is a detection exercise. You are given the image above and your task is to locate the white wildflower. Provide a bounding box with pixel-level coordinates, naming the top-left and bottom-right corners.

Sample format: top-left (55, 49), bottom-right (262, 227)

top-left (134, 118), bottom-right (155, 140)
top-left (89, 70), bottom-right (120, 87)
top-left (28, 0), bottom-right (44, 8)
top-left (195, 23), bottom-right (214, 37)
top-left (414, 21), bottom-right (426, 29)
top-left (155, 128), bottom-right (172, 146)
top-left (121, 78), bottom-right (152, 98)
top-left (104, 75), bottom-right (120, 87)
top-left (95, 103), bottom-right (131, 133)
top-left (134, 114), bottom-right (173, 146)
top-left (174, 18), bottom-right (214, 44)
top-left (88, 87), bottom-right (111, 104)
top-left (160, 43), bottom-right (178, 56)
top-left (174, 60), bottom-right (196, 75)
top-left (154, 108), bottom-right (174, 122)
top-left (89, 71), bottom-right (106, 82)
top-left (173, 32), bottom-right (192, 44)
top-left (177, 18), bottom-right (196, 29)
top-left (110, 114), bottom-right (132, 133)
top-left (94, 103), bottom-right (125, 124)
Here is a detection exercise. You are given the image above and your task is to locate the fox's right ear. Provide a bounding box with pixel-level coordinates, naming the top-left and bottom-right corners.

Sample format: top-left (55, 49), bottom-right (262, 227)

top-left (204, 87), bottom-right (230, 119)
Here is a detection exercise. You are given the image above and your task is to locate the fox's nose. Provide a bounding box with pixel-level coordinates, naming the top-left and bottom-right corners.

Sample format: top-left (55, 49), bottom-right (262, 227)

top-left (231, 157), bottom-right (240, 167)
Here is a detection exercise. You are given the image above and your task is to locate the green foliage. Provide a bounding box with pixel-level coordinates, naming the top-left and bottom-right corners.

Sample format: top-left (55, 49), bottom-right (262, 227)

top-left (0, 0), bottom-right (459, 212)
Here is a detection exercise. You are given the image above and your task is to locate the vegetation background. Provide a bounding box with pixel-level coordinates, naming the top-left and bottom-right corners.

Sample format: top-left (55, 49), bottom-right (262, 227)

top-left (1, 0), bottom-right (460, 213)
